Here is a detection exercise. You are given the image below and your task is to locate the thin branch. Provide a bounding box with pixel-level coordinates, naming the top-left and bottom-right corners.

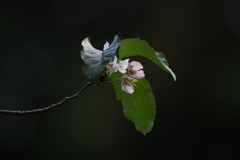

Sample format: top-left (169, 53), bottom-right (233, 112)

top-left (0, 82), bottom-right (93, 116)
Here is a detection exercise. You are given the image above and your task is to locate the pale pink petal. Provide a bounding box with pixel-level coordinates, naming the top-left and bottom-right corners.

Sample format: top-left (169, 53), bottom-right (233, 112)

top-left (112, 64), bottom-right (120, 72)
top-left (131, 61), bottom-right (143, 70)
top-left (122, 83), bottom-right (134, 94)
top-left (130, 70), bottom-right (145, 79)
top-left (113, 56), bottom-right (118, 63)
top-left (106, 63), bottom-right (120, 73)
top-left (118, 67), bottom-right (127, 73)
top-left (119, 59), bottom-right (129, 70)
top-left (103, 41), bottom-right (109, 50)
top-left (121, 75), bottom-right (134, 94)
top-left (106, 56), bottom-right (120, 73)
top-left (136, 70), bottom-right (145, 79)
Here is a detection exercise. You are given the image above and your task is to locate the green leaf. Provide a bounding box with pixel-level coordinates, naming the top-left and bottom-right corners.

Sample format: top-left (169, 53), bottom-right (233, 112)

top-left (80, 35), bottom-right (121, 84)
top-left (112, 77), bottom-right (156, 135)
top-left (119, 38), bottom-right (176, 81)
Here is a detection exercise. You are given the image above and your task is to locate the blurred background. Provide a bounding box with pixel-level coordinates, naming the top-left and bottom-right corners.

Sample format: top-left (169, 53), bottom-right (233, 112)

top-left (0, 0), bottom-right (240, 159)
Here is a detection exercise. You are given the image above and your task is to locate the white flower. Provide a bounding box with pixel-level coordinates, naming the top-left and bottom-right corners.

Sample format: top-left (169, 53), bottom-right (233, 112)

top-left (119, 61), bottom-right (145, 94)
top-left (105, 57), bottom-right (145, 94)
top-left (128, 61), bottom-right (145, 79)
top-left (118, 59), bottom-right (129, 73)
top-left (106, 56), bottom-right (129, 73)
top-left (106, 56), bottom-right (120, 73)
top-left (121, 75), bottom-right (137, 94)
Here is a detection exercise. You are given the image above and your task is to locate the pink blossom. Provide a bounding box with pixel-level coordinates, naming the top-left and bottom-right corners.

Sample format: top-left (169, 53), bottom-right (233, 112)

top-left (128, 61), bottom-right (145, 79)
top-left (106, 56), bottom-right (129, 73)
top-left (121, 75), bottom-right (137, 94)
top-left (106, 56), bottom-right (120, 73)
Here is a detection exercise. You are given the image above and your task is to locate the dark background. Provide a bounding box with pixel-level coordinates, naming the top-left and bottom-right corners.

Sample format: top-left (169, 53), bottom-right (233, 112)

top-left (0, 0), bottom-right (240, 159)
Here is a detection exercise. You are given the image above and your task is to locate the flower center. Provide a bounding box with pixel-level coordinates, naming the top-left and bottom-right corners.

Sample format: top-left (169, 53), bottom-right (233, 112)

top-left (129, 70), bottom-right (137, 75)
top-left (108, 63), bottom-right (113, 67)
top-left (123, 77), bottom-right (137, 85)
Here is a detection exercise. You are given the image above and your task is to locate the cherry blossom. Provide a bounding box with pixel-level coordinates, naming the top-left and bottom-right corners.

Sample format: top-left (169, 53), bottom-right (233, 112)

top-left (106, 56), bottom-right (129, 73)
top-left (106, 56), bottom-right (120, 73)
top-left (106, 57), bottom-right (145, 94)
top-left (128, 61), bottom-right (145, 79)
top-left (121, 75), bottom-right (137, 94)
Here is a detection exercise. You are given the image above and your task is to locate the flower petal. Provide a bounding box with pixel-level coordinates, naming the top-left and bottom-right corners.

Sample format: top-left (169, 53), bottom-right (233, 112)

top-left (118, 67), bottom-right (127, 73)
top-left (130, 70), bottom-right (145, 79)
top-left (119, 59), bottom-right (129, 70)
top-left (113, 56), bottom-right (118, 63)
top-left (107, 63), bottom-right (120, 73)
top-left (131, 61), bottom-right (143, 70)
top-left (122, 83), bottom-right (134, 94)
top-left (103, 41), bottom-right (109, 50)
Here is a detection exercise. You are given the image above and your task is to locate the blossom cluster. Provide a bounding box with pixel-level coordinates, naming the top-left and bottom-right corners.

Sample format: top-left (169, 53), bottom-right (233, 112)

top-left (104, 41), bottom-right (145, 94)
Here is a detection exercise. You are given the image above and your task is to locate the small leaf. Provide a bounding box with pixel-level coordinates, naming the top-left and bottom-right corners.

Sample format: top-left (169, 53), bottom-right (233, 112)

top-left (119, 38), bottom-right (176, 81)
top-left (112, 77), bottom-right (156, 135)
top-left (80, 35), bottom-right (121, 84)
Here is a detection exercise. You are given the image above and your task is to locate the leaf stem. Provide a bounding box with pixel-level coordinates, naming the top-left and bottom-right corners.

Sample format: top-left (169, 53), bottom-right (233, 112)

top-left (0, 82), bottom-right (93, 116)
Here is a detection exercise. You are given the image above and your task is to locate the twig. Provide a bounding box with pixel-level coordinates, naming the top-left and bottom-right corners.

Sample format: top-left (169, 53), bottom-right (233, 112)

top-left (0, 82), bottom-right (93, 115)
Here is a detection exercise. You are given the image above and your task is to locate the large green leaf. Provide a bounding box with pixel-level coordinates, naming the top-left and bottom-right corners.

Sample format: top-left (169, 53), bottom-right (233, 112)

top-left (112, 77), bottom-right (156, 135)
top-left (119, 39), bottom-right (176, 81)
top-left (80, 35), bottom-right (121, 84)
